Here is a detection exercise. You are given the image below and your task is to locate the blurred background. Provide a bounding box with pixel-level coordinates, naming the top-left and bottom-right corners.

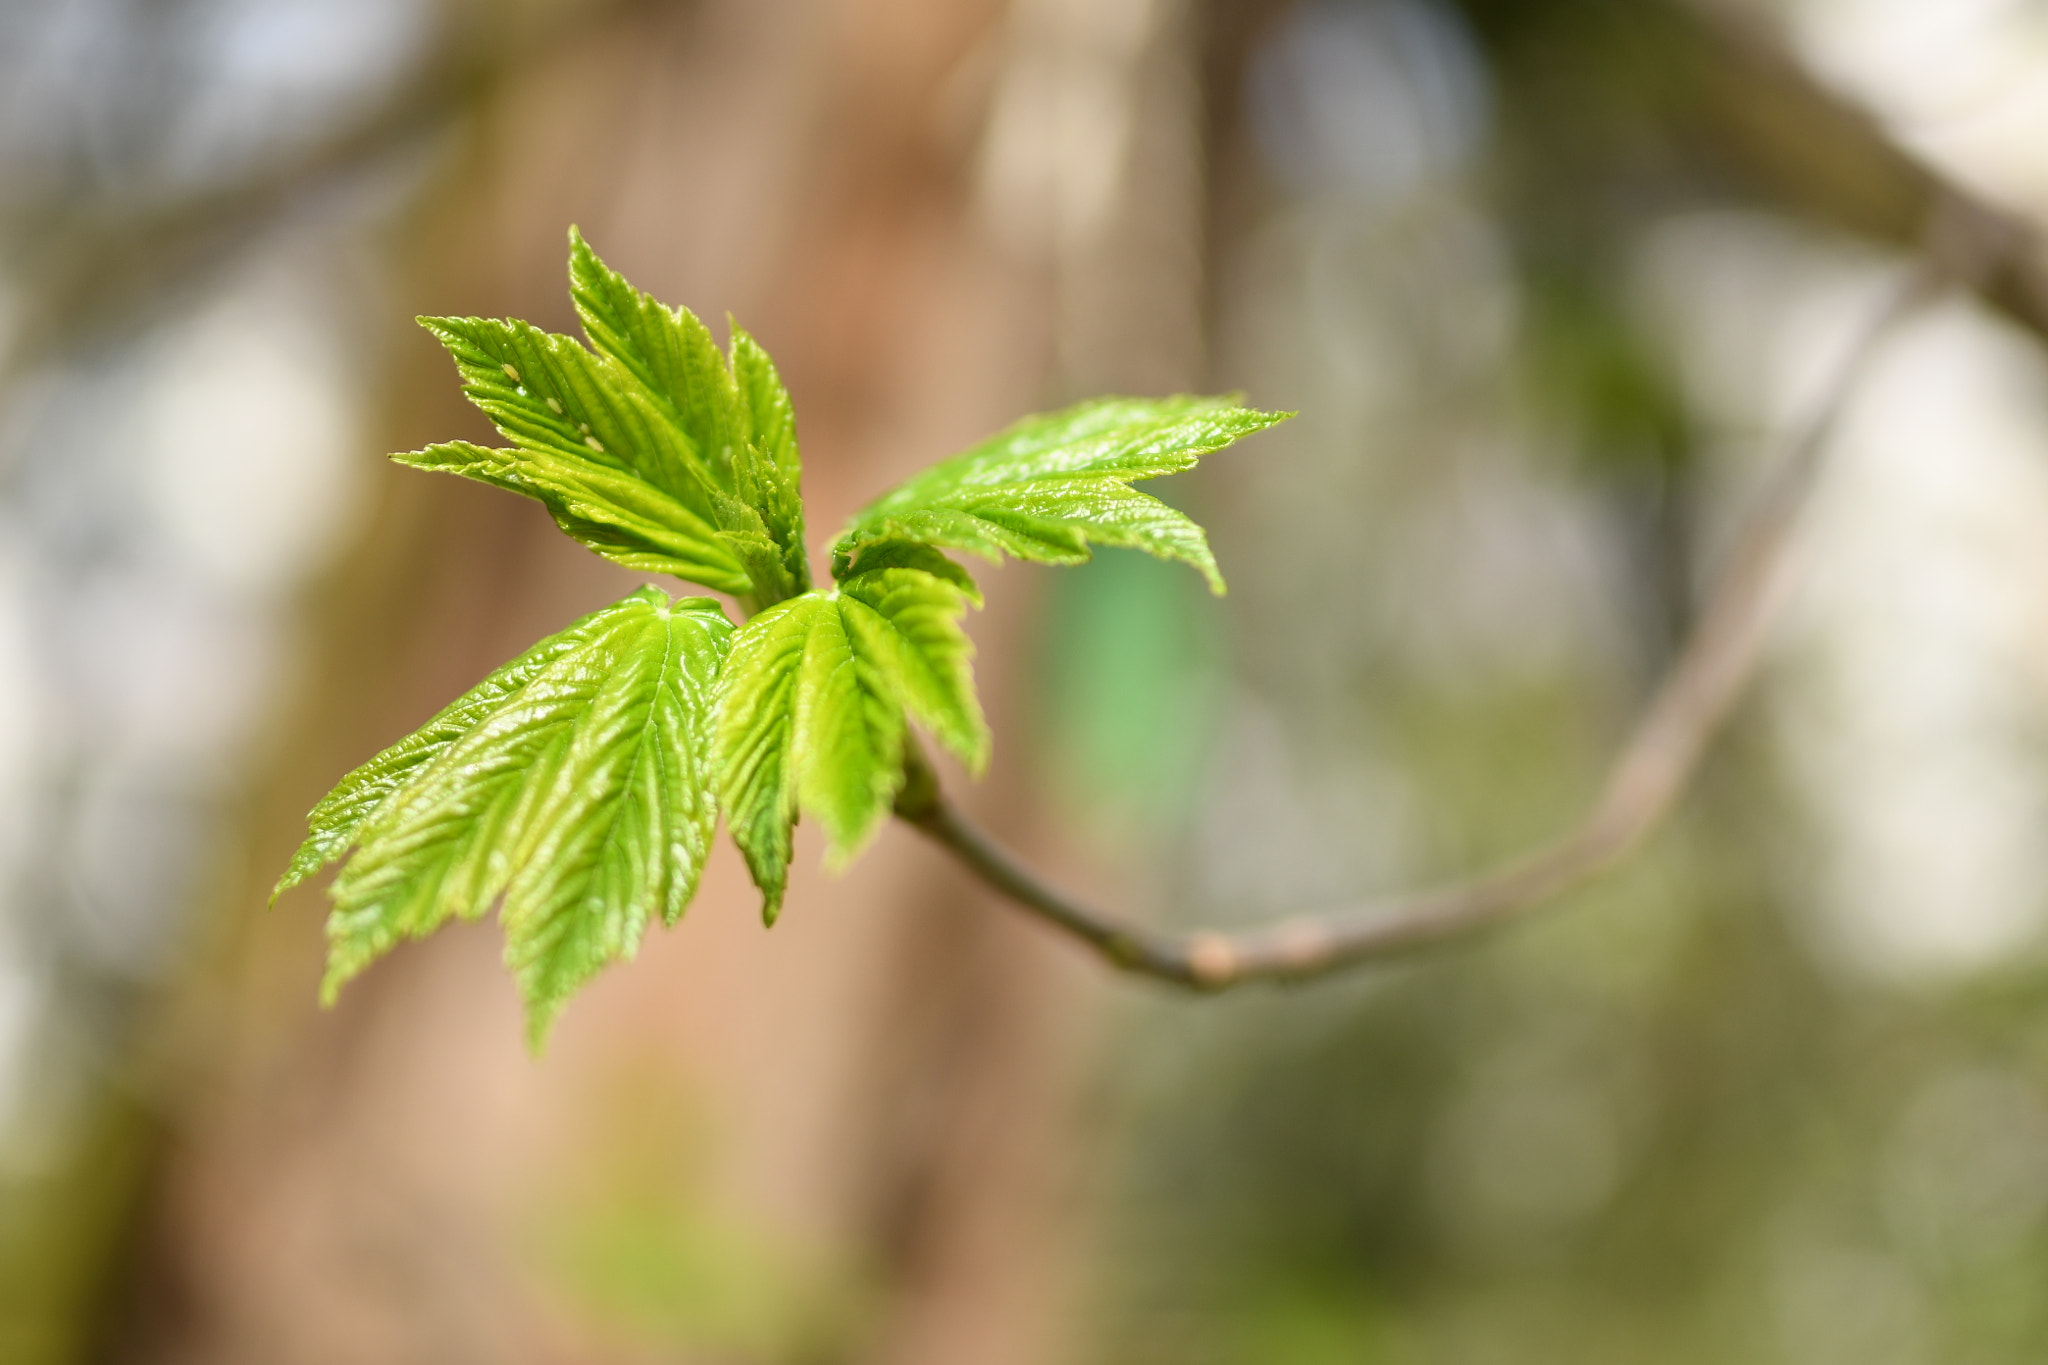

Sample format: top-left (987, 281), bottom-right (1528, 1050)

top-left (6, 0), bottom-right (2048, 1361)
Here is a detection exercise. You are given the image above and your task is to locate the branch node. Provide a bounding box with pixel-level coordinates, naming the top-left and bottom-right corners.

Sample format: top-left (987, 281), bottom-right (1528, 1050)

top-left (1187, 934), bottom-right (1239, 989)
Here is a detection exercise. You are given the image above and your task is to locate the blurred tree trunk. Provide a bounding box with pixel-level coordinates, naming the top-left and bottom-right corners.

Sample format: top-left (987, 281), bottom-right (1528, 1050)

top-left (91, 0), bottom-right (1211, 1360)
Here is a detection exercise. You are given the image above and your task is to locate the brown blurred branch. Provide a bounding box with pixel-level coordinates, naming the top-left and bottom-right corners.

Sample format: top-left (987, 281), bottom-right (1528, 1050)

top-left (2, 0), bottom-right (674, 380)
top-left (897, 215), bottom-right (1988, 990)
top-left (1671, 0), bottom-right (2048, 342)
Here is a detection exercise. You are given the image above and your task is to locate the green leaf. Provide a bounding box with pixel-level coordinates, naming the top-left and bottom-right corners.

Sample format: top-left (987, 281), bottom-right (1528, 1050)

top-left (838, 566), bottom-right (987, 771)
top-left (715, 566), bottom-right (985, 922)
top-left (306, 587), bottom-right (733, 1049)
top-left (565, 230), bottom-right (809, 606)
top-left (724, 323), bottom-right (809, 604)
top-left (830, 395), bottom-right (1292, 593)
top-left (568, 228), bottom-right (736, 475)
top-left (410, 230), bottom-right (814, 604)
top-left (397, 440), bottom-right (748, 591)
top-left (711, 595), bottom-right (820, 924)
top-left (831, 539), bottom-right (981, 603)
top-left (415, 314), bottom-right (749, 594)
top-left (273, 622), bottom-right (596, 903)
top-left (731, 325), bottom-right (799, 482)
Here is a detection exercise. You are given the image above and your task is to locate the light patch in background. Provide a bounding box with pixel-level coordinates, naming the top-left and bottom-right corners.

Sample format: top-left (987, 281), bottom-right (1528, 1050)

top-left (1190, 697), bottom-right (1414, 914)
top-left (0, 236), bottom-right (373, 1129)
top-left (976, 0), bottom-right (1164, 254)
top-left (1771, 1240), bottom-right (1932, 1365)
top-left (1190, 0), bottom-right (1620, 923)
top-left (0, 0), bottom-right (431, 210)
top-left (1245, 0), bottom-right (1489, 206)
top-left (54, 572), bottom-right (281, 781)
top-left (0, 543), bottom-right (49, 881)
top-left (1642, 214), bottom-right (2048, 981)
top-left (165, 0), bottom-right (432, 197)
top-left (1786, 299), bottom-right (2048, 977)
top-left (0, 0), bottom-right (129, 188)
top-left (1792, 0), bottom-right (2048, 216)
top-left (134, 276), bottom-right (365, 596)
top-left (0, 943), bottom-right (46, 1156)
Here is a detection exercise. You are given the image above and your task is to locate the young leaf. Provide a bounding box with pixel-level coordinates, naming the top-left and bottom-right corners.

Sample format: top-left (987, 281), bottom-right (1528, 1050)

top-left (838, 565), bottom-right (987, 770)
top-left (301, 588), bottom-right (733, 1048)
top-left (569, 227), bottom-right (737, 462)
top-left (711, 595), bottom-right (823, 923)
top-left (398, 439), bottom-right (748, 591)
top-left (414, 315), bottom-right (750, 594)
top-left (831, 539), bottom-right (982, 603)
top-left (714, 565), bottom-right (985, 922)
top-left (410, 230), bottom-right (813, 604)
top-left (732, 327), bottom-right (799, 481)
top-left (273, 619), bottom-right (597, 903)
top-left (723, 323), bottom-right (809, 605)
top-left (829, 395), bottom-right (1291, 593)
top-left (569, 226), bottom-right (742, 488)
top-left (563, 230), bottom-right (810, 606)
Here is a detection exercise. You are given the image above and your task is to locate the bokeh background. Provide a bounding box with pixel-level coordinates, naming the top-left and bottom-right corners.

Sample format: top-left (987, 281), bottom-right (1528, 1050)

top-left (7, 0), bottom-right (2048, 1361)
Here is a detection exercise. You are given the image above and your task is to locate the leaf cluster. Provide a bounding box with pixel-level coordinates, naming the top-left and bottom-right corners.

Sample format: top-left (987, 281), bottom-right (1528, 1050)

top-left (277, 230), bottom-right (1289, 1044)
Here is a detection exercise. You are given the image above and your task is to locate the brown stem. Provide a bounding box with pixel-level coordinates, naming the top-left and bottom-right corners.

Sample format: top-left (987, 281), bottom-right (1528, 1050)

top-left (896, 227), bottom-right (1975, 991)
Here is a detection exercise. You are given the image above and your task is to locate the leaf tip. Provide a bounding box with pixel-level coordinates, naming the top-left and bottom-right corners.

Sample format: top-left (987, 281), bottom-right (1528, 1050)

top-left (817, 792), bottom-right (897, 875)
top-left (930, 713), bottom-right (993, 778)
top-left (414, 315), bottom-right (473, 355)
top-left (523, 1005), bottom-right (560, 1057)
top-left (948, 745), bottom-right (990, 782)
top-left (566, 224), bottom-right (603, 279)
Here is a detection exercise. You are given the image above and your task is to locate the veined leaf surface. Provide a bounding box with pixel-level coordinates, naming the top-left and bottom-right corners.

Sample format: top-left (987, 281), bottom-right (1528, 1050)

top-left (398, 438), bottom-right (747, 591)
top-left (292, 587), bottom-right (733, 1047)
top-left (715, 565), bottom-right (984, 922)
top-left (830, 395), bottom-right (1290, 593)
top-left (410, 230), bottom-right (811, 603)
top-left (566, 230), bottom-right (810, 605)
top-left (413, 314), bottom-right (750, 594)
top-left (273, 620), bottom-right (596, 902)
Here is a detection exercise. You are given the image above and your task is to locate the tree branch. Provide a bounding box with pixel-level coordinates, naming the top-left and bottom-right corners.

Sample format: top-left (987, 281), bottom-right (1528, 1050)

top-left (895, 219), bottom-right (1986, 991)
top-left (1, 0), bottom-right (675, 381)
top-left (1670, 0), bottom-right (2048, 346)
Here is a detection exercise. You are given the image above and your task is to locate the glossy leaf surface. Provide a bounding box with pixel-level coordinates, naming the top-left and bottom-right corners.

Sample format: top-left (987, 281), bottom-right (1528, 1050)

top-left (407, 230), bottom-right (808, 602)
top-left (287, 588), bottom-right (732, 1047)
top-left (831, 395), bottom-right (1290, 593)
top-left (714, 565), bottom-right (984, 922)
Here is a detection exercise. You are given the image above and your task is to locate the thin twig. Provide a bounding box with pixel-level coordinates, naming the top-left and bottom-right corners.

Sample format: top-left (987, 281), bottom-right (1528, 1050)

top-left (896, 232), bottom-right (1973, 991)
